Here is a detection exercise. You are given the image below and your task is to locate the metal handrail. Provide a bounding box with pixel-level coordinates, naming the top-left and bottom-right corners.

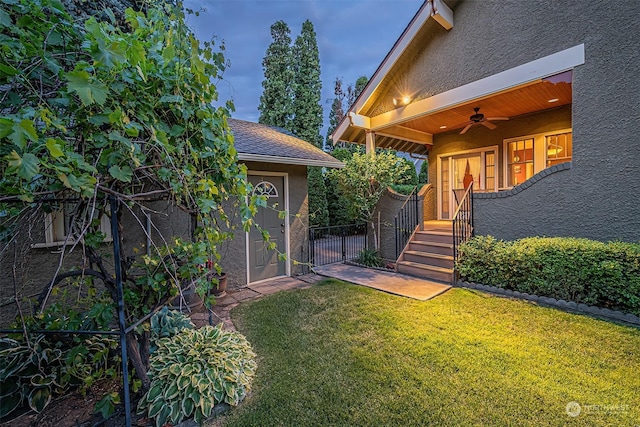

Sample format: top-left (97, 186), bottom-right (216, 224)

top-left (452, 182), bottom-right (474, 285)
top-left (394, 186), bottom-right (420, 259)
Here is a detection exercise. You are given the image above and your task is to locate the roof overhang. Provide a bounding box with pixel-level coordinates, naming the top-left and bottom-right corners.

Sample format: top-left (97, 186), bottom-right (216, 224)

top-left (330, 0), bottom-right (454, 154)
top-left (238, 153), bottom-right (344, 168)
top-left (334, 41), bottom-right (584, 154)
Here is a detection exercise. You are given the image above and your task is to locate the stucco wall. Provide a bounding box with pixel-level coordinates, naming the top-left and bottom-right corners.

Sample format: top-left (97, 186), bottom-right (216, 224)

top-left (374, 188), bottom-right (411, 260)
top-left (392, 0), bottom-right (639, 242)
top-left (0, 162), bottom-right (309, 327)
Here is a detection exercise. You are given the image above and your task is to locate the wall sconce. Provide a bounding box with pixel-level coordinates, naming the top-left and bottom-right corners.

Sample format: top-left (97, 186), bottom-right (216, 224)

top-left (392, 95), bottom-right (411, 106)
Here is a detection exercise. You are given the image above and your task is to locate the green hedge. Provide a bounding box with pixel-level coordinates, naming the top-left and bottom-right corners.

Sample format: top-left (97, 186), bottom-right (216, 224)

top-left (456, 236), bottom-right (640, 315)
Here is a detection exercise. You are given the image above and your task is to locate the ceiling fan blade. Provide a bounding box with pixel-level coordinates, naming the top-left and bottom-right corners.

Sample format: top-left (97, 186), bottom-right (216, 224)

top-left (486, 117), bottom-right (509, 121)
top-left (460, 124), bottom-right (473, 134)
top-left (481, 121), bottom-right (497, 130)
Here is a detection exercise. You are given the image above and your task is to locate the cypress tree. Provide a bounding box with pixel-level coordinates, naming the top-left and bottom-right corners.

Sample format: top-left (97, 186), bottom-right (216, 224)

top-left (258, 21), bottom-right (294, 128)
top-left (290, 20), bottom-right (328, 227)
top-left (291, 20), bottom-right (323, 147)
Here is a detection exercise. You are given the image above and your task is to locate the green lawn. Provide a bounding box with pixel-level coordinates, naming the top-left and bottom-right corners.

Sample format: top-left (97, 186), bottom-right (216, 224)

top-left (214, 279), bottom-right (640, 426)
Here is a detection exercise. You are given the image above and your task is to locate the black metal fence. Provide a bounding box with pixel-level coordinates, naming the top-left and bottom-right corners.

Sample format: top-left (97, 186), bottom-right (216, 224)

top-left (309, 223), bottom-right (368, 266)
top-left (394, 189), bottom-right (420, 258)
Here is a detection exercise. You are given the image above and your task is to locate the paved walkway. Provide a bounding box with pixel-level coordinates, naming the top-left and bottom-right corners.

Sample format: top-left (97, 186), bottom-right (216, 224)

top-left (190, 264), bottom-right (451, 329)
top-left (190, 273), bottom-right (324, 330)
top-left (313, 263), bottom-right (451, 301)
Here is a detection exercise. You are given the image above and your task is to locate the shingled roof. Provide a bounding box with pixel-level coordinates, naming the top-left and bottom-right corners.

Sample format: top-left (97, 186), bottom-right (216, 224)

top-left (228, 118), bottom-right (344, 168)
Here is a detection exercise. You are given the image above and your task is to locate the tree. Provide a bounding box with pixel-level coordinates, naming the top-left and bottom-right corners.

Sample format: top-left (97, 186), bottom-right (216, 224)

top-left (0, 0), bottom-right (259, 394)
top-left (258, 21), bottom-right (294, 128)
top-left (397, 158), bottom-right (419, 186)
top-left (326, 75), bottom-right (368, 149)
top-left (288, 20), bottom-right (328, 227)
top-left (308, 167), bottom-right (329, 227)
top-left (329, 152), bottom-right (410, 250)
top-left (325, 148), bottom-right (357, 226)
top-left (291, 20), bottom-right (323, 148)
top-left (418, 160), bottom-right (429, 184)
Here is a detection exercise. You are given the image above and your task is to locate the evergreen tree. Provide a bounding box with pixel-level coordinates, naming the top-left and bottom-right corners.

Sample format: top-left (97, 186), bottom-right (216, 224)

top-left (347, 75), bottom-right (369, 109)
top-left (288, 20), bottom-right (328, 226)
top-left (325, 77), bottom-right (346, 148)
top-left (291, 20), bottom-right (323, 147)
top-left (308, 167), bottom-right (329, 227)
top-left (418, 160), bottom-right (429, 183)
top-left (258, 21), bottom-right (294, 128)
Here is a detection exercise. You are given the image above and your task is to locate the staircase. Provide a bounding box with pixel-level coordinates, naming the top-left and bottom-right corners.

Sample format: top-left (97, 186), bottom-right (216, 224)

top-left (396, 220), bottom-right (454, 284)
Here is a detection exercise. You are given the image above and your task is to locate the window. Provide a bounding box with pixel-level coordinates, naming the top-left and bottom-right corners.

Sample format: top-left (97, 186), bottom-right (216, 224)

top-left (252, 181), bottom-right (278, 198)
top-left (506, 138), bottom-right (535, 186)
top-left (34, 205), bottom-right (112, 248)
top-left (503, 129), bottom-right (572, 188)
top-left (546, 131), bottom-right (572, 167)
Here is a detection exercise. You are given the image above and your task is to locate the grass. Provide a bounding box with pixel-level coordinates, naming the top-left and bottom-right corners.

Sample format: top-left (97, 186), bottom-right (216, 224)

top-left (214, 279), bottom-right (640, 426)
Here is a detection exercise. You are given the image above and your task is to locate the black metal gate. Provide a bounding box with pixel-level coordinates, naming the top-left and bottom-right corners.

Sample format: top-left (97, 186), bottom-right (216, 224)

top-left (309, 223), bottom-right (367, 266)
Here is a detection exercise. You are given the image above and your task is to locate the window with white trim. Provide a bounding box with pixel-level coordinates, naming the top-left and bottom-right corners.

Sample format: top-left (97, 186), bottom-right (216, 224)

top-left (506, 137), bottom-right (535, 187)
top-left (546, 131), bottom-right (572, 167)
top-left (35, 205), bottom-right (112, 248)
top-left (503, 129), bottom-right (572, 188)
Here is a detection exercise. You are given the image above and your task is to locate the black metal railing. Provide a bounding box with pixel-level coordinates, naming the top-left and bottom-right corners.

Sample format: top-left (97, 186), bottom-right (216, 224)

top-left (452, 183), bottom-right (474, 283)
top-left (309, 223), bottom-right (367, 266)
top-left (394, 186), bottom-right (420, 259)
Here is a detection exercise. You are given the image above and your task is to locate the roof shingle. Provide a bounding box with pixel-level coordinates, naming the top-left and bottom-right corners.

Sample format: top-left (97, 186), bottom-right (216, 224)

top-left (229, 118), bottom-right (344, 168)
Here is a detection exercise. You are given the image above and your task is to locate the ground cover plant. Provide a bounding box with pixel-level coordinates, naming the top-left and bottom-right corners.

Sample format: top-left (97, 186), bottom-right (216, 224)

top-left (456, 236), bottom-right (640, 314)
top-left (219, 279), bottom-right (640, 426)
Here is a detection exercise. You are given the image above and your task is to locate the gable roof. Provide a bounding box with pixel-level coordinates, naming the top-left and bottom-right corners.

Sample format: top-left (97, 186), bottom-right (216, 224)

top-left (229, 118), bottom-right (344, 168)
top-left (331, 0), bottom-right (455, 155)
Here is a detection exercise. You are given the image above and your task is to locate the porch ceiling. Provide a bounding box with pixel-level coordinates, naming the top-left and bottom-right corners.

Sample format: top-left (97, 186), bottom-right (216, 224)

top-left (337, 78), bottom-right (571, 155)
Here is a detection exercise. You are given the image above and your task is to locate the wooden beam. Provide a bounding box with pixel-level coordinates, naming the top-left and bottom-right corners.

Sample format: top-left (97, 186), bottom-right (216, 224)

top-left (365, 131), bottom-right (376, 154)
top-left (375, 125), bottom-right (433, 145)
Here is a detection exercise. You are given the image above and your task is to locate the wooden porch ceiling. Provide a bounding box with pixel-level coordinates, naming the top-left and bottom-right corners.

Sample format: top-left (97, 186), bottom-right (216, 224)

top-left (338, 76), bottom-right (571, 155)
top-left (399, 78), bottom-right (572, 136)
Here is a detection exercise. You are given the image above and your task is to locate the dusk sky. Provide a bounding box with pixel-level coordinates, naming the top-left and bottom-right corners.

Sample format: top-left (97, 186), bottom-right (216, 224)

top-left (183, 0), bottom-right (423, 136)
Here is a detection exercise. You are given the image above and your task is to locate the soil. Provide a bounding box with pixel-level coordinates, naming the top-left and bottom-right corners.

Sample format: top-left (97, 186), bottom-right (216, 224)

top-left (0, 379), bottom-right (152, 427)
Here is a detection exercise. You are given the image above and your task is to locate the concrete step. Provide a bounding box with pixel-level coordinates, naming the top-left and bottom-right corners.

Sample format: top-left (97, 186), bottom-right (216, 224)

top-left (402, 250), bottom-right (454, 269)
top-left (413, 230), bottom-right (453, 244)
top-left (396, 261), bottom-right (453, 283)
top-left (408, 241), bottom-right (453, 256)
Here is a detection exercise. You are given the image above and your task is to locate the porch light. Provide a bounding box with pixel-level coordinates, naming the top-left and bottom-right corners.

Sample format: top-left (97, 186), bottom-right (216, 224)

top-left (393, 95), bottom-right (412, 106)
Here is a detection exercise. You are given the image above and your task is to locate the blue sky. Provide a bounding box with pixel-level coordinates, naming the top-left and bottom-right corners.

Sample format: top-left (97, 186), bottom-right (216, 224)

top-left (183, 0), bottom-right (423, 136)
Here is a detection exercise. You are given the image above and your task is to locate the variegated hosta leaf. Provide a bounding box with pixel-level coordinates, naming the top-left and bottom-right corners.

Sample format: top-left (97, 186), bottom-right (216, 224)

top-left (28, 386), bottom-right (51, 413)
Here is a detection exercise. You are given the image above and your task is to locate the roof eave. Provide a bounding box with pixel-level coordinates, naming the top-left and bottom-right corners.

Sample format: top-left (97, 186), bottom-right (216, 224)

top-left (238, 153), bottom-right (345, 169)
top-left (331, 0), bottom-right (454, 146)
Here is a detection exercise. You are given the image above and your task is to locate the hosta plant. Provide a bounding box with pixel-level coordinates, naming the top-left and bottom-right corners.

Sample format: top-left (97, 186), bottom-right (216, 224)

top-left (149, 307), bottom-right (195, 352)
top-left (0, 334), bottom-right (119, 418)
top-left (138, 324), bottom-right (257, 426)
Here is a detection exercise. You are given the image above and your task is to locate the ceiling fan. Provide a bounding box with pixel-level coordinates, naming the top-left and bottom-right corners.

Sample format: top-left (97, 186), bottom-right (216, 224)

top-left (458, 107), bottom-right (509, 134)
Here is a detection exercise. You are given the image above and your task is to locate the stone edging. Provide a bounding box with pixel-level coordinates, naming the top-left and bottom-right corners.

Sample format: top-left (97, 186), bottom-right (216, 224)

top-left (474, 161), bottom-right (571, 199)
top-left (457, 280), bottom-right (640, 327)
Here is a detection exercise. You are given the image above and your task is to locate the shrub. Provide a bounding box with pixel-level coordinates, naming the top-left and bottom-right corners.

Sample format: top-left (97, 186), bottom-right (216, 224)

top-left (456, 236), bottom-right (640, 314)
top-left (0, 334), bottom-right (118, 418)
top-left (357, 248), bottom-right (384, 268)
top-left (138, 324), bottom-right (257, 426)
